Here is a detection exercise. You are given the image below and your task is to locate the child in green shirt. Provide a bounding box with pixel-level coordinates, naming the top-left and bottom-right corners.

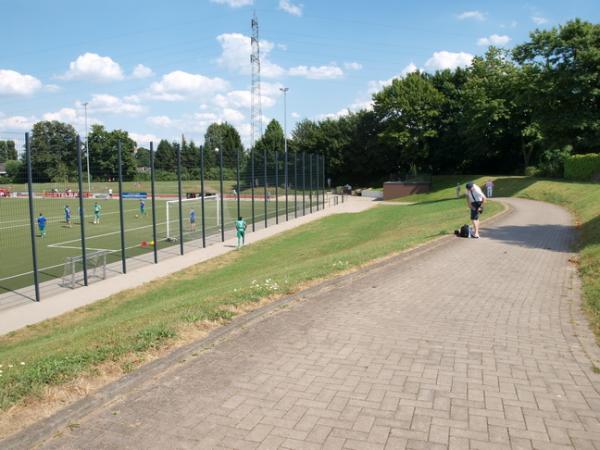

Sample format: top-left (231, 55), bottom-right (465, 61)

top-left (235, 216), bottom-right (247, 249)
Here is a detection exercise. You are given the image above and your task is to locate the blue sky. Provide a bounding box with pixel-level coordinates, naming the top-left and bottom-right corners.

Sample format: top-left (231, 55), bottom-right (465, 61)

top-left (0, 0), bottom-right (598, 148)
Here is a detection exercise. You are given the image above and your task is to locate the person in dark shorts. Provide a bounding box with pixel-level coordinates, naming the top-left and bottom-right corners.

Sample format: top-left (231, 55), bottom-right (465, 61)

top-left (465, 182), bottom-right (486, 238)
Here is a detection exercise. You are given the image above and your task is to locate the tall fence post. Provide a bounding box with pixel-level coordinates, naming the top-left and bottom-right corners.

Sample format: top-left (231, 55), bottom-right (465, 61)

top-left (251, 148), bottom-right (255, 231)
top-left (285, 149), bottom-right (288, 221)
top-left (322, 155), bottom-right (326, 209)
top-left (150, 142), bottom-right (158, 263)
top-left (275, 151), bottom-right (279, 224)
top-left (315, 154), bottom-right (320, 211)
top-left (302, 152), bottom-right (306, 216)
top-left (25, 132), bottom-right (40, 301)
top-left (236, 148), bottom-right (241, 219)
top-left (294, 151), bottom-right (298, 218)
top-left (219, 147), bottom-right (225, 242)
top-left (117, 141), bottom-right (127, 274)
top-left (76, 135), bottom-right (88, 286)
top-left (309, 154), bottom-right (313, 213)
top-left (177, 140), bottom-right (184, 255)
top-left (200, 146), bottom-right (206, 248)
top-left (263, 148), bottom-right (268, 228)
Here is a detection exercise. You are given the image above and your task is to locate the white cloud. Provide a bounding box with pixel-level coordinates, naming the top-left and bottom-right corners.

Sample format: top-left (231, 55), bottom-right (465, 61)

top-left (500, 20), bottom-right (518, 29)
top-left (0, 113), bottom-right (36, 130)
top-left (477, 34), bottom-right (511, 47)
top-left (532, 16), bottom-right (549, 25)
top-left (288, 65), bottom-right (344, 80)
top-left (44, 84), bottom-right (61, 93)
top-left (42, 108), bottom-right (101, 128)
top-left (147, 70), bottom-right (229, 101)
top-left (291, 112), bottom-right (300, 119)
top-left (210, 0), bottom-right (252, 7)
top-left (147, 115), bottom-right (173, 127)
top-left (222, 108), bottom-right (245, 123)
top-left (425, 51), bottom-right (473, 71)
top-left (129, 133), bottom-right (161, 146)
top-left (132, 64), bottom-right (153, 79)
top-left (279, 0), bottom-right (303, 16)
top-left (344, 62), bottom-right (363, 71)
top-left (61, 52), bottom-right (124, 82)
top-left (0, 69), bottom-right (42, 96)
top-left (367, 62), bottom-right (418, 94)
top-left (316, 100), bottom-right (373, 121)
top-left (81, 94), bottom-right (145, 115)
top-left (457, 10), bottom-right (486, 21)
top-left (216, 33), bottom-right (285, 78)
top-left (214, 90), bottom-right (251, 109)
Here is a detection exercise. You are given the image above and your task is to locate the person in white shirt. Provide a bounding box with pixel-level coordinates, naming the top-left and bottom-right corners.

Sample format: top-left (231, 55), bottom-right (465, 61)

top-left (465, 182), bottom-right (487, 239)
top-left (485, 179), bottom-right (494, 198)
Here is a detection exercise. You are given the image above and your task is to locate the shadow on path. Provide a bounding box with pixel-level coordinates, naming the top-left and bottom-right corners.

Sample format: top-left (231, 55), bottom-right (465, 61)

top-left (484, 223), bottom-right (575, 252)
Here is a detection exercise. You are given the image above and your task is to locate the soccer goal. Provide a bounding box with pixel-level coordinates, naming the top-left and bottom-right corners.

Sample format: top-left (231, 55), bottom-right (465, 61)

top-left (165, 194), bottom-right (220, 241)
top-left (62, 250), bottom-right (109, 289)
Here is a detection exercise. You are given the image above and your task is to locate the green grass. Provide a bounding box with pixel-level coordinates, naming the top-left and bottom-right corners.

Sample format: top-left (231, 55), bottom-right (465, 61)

top-left (0, 194), bottom-right (307, 293)
top-left (395, 175), bottom-right (600, 339)
top-left (0, 196), bottom-right (502, 410)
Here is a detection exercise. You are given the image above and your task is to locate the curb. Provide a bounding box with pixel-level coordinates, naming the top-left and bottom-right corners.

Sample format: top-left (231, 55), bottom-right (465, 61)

top-left (0, 199), bottom-right (514, 449)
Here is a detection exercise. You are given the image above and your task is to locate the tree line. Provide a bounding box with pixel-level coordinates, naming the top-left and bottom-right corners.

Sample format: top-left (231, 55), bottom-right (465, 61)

top-left (1, 19), bottom-right (597, 186)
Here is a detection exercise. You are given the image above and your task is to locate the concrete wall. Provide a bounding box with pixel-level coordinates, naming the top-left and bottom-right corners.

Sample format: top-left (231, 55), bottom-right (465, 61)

top-left (383, 182), bottom-right (430, 200)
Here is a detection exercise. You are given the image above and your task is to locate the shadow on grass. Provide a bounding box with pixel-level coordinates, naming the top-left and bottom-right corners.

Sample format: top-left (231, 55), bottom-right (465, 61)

top-left (484, 223), bottom-right (575, 252)
top-left (492, 177), bottom-right (538, 197)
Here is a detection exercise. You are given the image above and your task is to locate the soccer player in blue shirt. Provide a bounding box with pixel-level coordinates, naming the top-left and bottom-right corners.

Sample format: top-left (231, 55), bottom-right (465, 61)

top-left (189, 208), bottom-right (196, 231)
top-left (139, 199), bottom-right (146, 217)
top-left (37, 213), bottom-right (47, 238)
top-left (64, 205), bottom-right (72, 228)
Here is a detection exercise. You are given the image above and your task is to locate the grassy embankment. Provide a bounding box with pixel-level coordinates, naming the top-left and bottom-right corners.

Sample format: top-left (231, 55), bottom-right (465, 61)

top-left (399, 176), bottom-right (600, 337)
top-left (0, 192), bottom-right (502, 414)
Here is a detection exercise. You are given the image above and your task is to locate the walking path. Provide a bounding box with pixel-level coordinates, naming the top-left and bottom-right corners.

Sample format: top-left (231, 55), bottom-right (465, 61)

top-left (0, 195), bottom-right (372, 336)
top-left (5, 198), bottom-right (600, 449)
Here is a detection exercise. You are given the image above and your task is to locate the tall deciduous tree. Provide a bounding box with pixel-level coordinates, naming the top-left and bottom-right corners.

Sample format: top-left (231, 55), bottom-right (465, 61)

top-left (513, 19), bottom-right (600, 151)
top-left (204, 122), bottom-right (243, 169)
top-left (87, 125), bottom-right (137, 180)
top-left (374, 72), bottom-right (445, 173)
top-left (155, 139), bottom-right (176, 172)
top-left (0, 141), bottom-right (17, 162)
top-left (29, 121), bottom-right (78, 182)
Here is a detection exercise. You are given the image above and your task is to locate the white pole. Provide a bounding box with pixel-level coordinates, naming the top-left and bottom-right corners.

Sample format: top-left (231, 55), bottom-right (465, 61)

top-left (83, 102), bottom-right (91, 193)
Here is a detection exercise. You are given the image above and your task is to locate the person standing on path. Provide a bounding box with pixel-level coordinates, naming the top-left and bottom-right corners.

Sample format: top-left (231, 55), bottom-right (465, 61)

top-left (466, 182), bottom-right (486, 239)
top-left (235, 216), bottom-right (247, 249)
top-left (485, 179), bottom-right (494, 198)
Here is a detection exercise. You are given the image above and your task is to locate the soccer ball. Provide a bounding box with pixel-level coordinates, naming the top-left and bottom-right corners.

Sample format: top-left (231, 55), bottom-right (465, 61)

top-left (135, 214), bottom-right (139, 218)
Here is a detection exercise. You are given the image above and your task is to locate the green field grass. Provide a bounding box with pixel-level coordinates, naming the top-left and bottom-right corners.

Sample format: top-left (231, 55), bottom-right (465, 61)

top-left (0, 195), bottom-right (502, 411)
top-left (0, 193), bottom-right (312, 294)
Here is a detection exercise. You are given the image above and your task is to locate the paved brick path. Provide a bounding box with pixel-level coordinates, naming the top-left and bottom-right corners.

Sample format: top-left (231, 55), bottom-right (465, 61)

top-left (8, 198), bottom-right (600, 449)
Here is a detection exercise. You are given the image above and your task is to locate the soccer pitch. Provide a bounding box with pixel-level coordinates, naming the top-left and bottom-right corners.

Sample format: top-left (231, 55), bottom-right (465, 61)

top-left (0, 195), bottom-right (300, 294)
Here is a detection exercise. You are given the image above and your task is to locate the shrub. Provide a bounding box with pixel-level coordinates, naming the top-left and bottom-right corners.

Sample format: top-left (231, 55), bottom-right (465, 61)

top-left (564, 153), bottom-right (600, 181)
top-left (525, 166), bottom-right (540, 176)
top-left (538, 146), bottom-right (572, 178)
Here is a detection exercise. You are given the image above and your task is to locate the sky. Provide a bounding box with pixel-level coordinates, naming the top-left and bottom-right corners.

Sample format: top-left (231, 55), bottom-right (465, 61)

top-left (0, 0), bottom-right (598, 149)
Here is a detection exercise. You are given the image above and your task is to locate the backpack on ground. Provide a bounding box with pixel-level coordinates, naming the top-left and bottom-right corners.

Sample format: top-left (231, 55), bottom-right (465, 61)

top-left (455, 224), bottom-right (471, 238)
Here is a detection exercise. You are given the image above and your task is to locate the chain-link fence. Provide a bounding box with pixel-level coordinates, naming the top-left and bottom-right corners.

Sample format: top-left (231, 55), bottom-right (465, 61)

top-left (0, 132), bottom-right (331, 303)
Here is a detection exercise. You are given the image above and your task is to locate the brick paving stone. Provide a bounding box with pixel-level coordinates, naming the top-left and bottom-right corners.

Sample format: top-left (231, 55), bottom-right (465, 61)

top-left (6, 198), bottom-right (600, 450)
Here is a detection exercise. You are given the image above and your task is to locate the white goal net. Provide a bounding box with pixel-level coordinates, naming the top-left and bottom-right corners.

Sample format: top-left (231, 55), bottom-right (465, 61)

top-left (62, 250), bottom-right (109, 289)
top-left (165, 195), bottom-right (220, 241)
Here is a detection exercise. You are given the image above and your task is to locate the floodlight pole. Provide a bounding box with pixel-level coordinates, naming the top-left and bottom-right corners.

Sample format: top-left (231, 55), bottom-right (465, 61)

top-left (83, 102), bottom-right (91, 194)
top-left (280, 87), bottom-right (289, 221)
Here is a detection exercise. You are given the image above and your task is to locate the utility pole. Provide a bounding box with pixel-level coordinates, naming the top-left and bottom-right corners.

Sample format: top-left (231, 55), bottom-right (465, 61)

top-left (83, 102), bottom-right (91, 193)
top-left (250, 12), bottom-right (263, 147)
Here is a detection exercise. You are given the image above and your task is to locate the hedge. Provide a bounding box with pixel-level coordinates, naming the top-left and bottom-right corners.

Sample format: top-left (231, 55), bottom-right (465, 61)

top-left (564, 153), bottom-right (600, 181)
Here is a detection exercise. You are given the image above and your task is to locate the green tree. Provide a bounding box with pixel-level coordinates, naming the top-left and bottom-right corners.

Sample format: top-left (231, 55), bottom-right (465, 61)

top-left (87, 125), bottom-right (137, 181)
top-left (204, 123), bottom-right (243, 169)
top-left (155, 139), bottom-right (176, 172)
top-left (29, 121), bottom-right (78, 182)
top-left (135, 147), bottom-right (150, 168)
top-left (4, 160), bottom-right (24, 182)
top-left (373, 72), bottom-right (445, 173)
top-left (513, 19), bottom-right (600, 152)
top-left (181, 138), bottom-right (201, 172)
top-left (0, 140), bottom-right (17, 162)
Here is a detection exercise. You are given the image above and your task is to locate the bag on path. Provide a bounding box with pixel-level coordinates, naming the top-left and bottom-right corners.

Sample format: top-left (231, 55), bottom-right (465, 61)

top-left (454, 224), bottom-right (471, 238)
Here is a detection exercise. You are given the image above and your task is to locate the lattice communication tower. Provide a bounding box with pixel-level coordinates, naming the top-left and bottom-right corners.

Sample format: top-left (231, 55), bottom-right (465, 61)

top-left (250, 12), bottom-right (263, 147)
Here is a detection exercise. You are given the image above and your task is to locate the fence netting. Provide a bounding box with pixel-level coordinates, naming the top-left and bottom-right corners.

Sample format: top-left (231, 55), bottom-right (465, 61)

top-left (0, 132), bottom-right (330, 302)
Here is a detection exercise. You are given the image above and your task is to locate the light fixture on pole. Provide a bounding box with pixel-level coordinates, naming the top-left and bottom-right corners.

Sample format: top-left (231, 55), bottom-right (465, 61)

top-left (280, 87), bottom-right (289, 220)
top-left (83, 102), bottom-right (91, 194)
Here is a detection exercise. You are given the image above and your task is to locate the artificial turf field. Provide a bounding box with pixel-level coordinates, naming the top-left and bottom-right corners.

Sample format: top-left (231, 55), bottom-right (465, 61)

top-left (0, 194), bottom-right (308, 294)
